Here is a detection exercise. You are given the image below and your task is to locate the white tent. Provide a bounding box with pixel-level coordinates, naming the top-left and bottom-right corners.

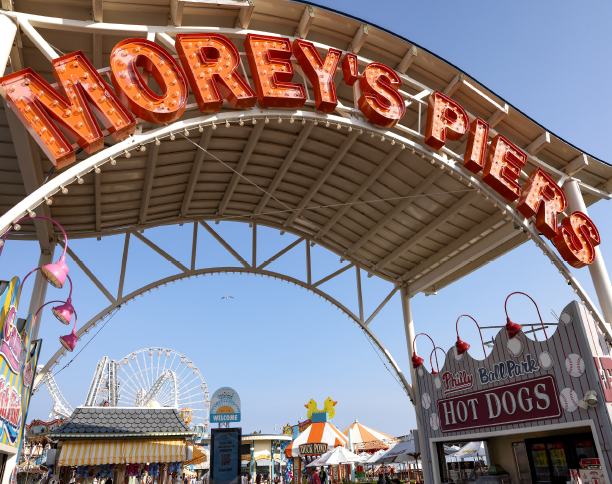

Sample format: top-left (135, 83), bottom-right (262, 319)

top-left (363, 449), bottom-right (387, 464)
top-left (375, 437), bottom-right (418, 464)
top-left (306, 447), bottom-right (362, 467)
top-left (452, 442), bottom-right (486, 459)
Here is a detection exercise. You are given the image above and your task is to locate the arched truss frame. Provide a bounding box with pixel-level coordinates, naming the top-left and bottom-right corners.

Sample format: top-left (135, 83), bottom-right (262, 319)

top-left (33, 217), bottom-right (414, 400)
top-left (3, 10), bottom-right (611, 397)
top-left (11, 108), bottom-right (611, 372)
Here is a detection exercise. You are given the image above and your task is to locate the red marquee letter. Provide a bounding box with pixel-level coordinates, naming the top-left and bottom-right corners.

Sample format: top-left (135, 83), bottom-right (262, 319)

top-left (244, 34), bottom-right (306, 108)
top-left (553, 212), bottom-right (601, 268)
top-left (342, 53), bottom-right (359, 86)
top-left (483, 135), bottom-right (526, 202)
top-left (175, 34), bottom-right (256, 113)
top-left (0, 52), bottom-right (135, 169)
top-left (463, 118), bottom-right (489, 174)
top-left (110, 39), bottom-right (189, 124)
top-left (425, 91), bottom-right (469, 150)
top-left (293, 40), bottom-right (341, 113)
top-left (358, 63), bottom-right (405, 128)
top-left (517, 168), bottom-right (567, 239)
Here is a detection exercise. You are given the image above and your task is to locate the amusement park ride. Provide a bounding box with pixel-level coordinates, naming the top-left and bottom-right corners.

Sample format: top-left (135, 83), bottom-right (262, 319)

top-left (33, 347), bottom-right (211, 435)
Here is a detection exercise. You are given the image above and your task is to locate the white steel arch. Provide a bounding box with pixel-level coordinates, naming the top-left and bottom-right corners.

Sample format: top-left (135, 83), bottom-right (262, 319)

top-left (34, 220), bottom-right (414, 402)
top-left (6, 109), bottom-right (610, 351)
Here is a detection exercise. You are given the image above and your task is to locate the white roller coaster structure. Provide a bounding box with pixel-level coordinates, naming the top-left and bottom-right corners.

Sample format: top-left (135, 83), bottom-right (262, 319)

top-left (34, 366), bottom-right (74, 421)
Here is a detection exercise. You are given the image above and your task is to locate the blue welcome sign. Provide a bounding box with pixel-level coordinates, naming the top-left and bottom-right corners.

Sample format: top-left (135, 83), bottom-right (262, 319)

top-left (210, 387), bottom-right (241, 423)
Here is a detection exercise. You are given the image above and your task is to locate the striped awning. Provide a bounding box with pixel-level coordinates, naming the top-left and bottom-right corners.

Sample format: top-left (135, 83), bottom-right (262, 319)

top-left (58, 440), bottom-right (186, 466)
top-left (58, 440), bottom-right (125, 466)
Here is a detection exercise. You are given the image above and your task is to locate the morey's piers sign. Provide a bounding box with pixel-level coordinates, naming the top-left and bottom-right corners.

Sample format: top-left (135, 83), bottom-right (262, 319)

top-left (0, 34), bottom-right (600, 271)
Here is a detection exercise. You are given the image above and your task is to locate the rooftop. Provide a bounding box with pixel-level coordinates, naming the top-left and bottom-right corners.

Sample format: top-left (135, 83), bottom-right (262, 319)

top-left (48, 407), bottom-right (194, 439)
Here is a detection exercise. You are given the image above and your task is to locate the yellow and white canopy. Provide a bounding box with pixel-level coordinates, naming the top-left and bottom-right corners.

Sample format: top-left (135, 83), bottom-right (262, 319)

top-left (58, 439), bottom-right (186, 466)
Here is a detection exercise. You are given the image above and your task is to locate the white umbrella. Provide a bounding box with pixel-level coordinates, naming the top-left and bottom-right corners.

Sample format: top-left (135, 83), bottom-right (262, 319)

top-left (452, 442), bottom-right (486, 459)
top-left (444, 445), bottom-right (459, 455)
top-left (306, 447), bottom-right (362, 467)
top-left (375, 437), bottom-right (418, 464)
top-left (363, 449), bottom-right (387, 464)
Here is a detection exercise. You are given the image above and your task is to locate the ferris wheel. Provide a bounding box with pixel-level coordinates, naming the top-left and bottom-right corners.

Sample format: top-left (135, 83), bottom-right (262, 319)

top-left (116, 348), bottom-right (210, 426)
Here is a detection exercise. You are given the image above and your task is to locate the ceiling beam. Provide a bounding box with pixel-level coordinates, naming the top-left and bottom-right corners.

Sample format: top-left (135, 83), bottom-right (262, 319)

top-left (563, 153), bottom-right (589, 177)
top-left (410, 225), bottom-right (525, 296)
top-left (93, 0), bottom-right (103, 22)
top-left (295, 5), bottom-right (315, 39)
top-left (346, 169), bottom-right (445, 254)
top-left (138, 143), bottom-right (160, 225)
top-left (236, 0), bottom-right (255, 29)
top-left (283, 130), bottom-right (360, 228)
top-left (218, 121), bottom-right (264, 216)
top-left (525, 131), bottom-right (550, 155)
top-left (375, 190), bottom-right (479, 271)
top-left (348, 23), bottom-right (368, 54)
top-left (402, 211), bottom-right (506, 283)
top-left (486, 103), bottom-right (509, 128)
top-left (180, 126), bottom-right (213, 218)
top-left (254, 122), bottom-right (313, 216)
top-left (397, 46), bottom-right (417, 74)
top-left (4, 99), bottom-right (52, 254)
top-left (314, 144), bottom-right (403, 240)
top-left (443, 72), bottom-right (464, 96)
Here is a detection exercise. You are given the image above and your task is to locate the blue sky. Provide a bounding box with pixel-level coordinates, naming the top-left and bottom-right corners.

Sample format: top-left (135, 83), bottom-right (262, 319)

top-left (2, 0), bottom-right (612, 437)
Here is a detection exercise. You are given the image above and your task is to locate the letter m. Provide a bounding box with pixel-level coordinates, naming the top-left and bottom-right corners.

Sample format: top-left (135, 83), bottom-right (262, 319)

top-left (0, 51), bottom-right (136, 169)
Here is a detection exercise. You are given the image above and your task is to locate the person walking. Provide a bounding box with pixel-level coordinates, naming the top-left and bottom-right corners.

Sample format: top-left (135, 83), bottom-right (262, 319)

top-left (377, 474), bottom-right (384, 484)
top-left (319, 468), bottom-right (327, 484)
top-left (248, 475), bottom-right (253, 484)
top-left (385, 474), bottom-right (392, 484)
top-left (256, 473), bottom-right (262, 484)
top-left (312, 469), bottom-right (320, 484)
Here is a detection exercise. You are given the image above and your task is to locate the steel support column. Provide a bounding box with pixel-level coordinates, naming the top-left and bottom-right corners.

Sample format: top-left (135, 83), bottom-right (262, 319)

top-left (400, 286), bottom-right (430, 484)
top-left (564, 180), bottom-right (612, 329)
top-left (29, 245), bottom-right (55, 339)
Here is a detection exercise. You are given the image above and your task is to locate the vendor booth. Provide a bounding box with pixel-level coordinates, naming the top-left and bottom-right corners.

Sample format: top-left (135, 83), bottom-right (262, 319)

top-left (49, 407), bottom-right (194, 484)
top-left (285, 414), bottom-right (348, 484)
top-left (413, 299), bottom-right (612, 483)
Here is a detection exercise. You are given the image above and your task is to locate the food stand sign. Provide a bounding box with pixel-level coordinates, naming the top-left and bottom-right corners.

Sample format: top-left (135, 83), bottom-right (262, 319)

top-left (211, 428), bottom-right (242, 484)
top-left (415, 300), bottom-right (612, 483)
top-left (210, 387), bottom-right (241, 423)
top-left (298, 443), bottom-right (328, 456)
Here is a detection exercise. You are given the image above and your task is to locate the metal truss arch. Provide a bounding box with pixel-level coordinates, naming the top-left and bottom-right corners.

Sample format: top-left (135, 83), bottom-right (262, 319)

top-left (2, 109), bottom-right (608, 343)
top-left (35, 255), bottom-right (413, 401)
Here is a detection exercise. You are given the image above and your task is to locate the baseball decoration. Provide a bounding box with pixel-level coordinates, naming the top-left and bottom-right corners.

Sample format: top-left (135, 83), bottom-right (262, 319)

top-left (434, 376), bottom-right (441, 390)
top-left (507, 336), bottom-right (523, 357)
top-left (559, 312), bottom-right (573, 326)
top-left (430, 413), bottom-right (440, 430)
top-left (559, 388), bottom-right (579, 412)
top-left (421, 392), bottom-right (431, 410)
top-left (538, 351), bottom-right (554, 370)
top-left (453, 345), bottom-right (464, 362)
top-left (565, 353), bottom-right (585, 377)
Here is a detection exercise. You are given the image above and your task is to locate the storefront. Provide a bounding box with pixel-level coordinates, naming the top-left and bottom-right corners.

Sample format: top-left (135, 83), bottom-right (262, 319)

top-left (413, 299), bottom-right (612, 483)
top-left (241, 433), bottom-right (292, 481)
top-left (48, 407), bottom-right (195, 484)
